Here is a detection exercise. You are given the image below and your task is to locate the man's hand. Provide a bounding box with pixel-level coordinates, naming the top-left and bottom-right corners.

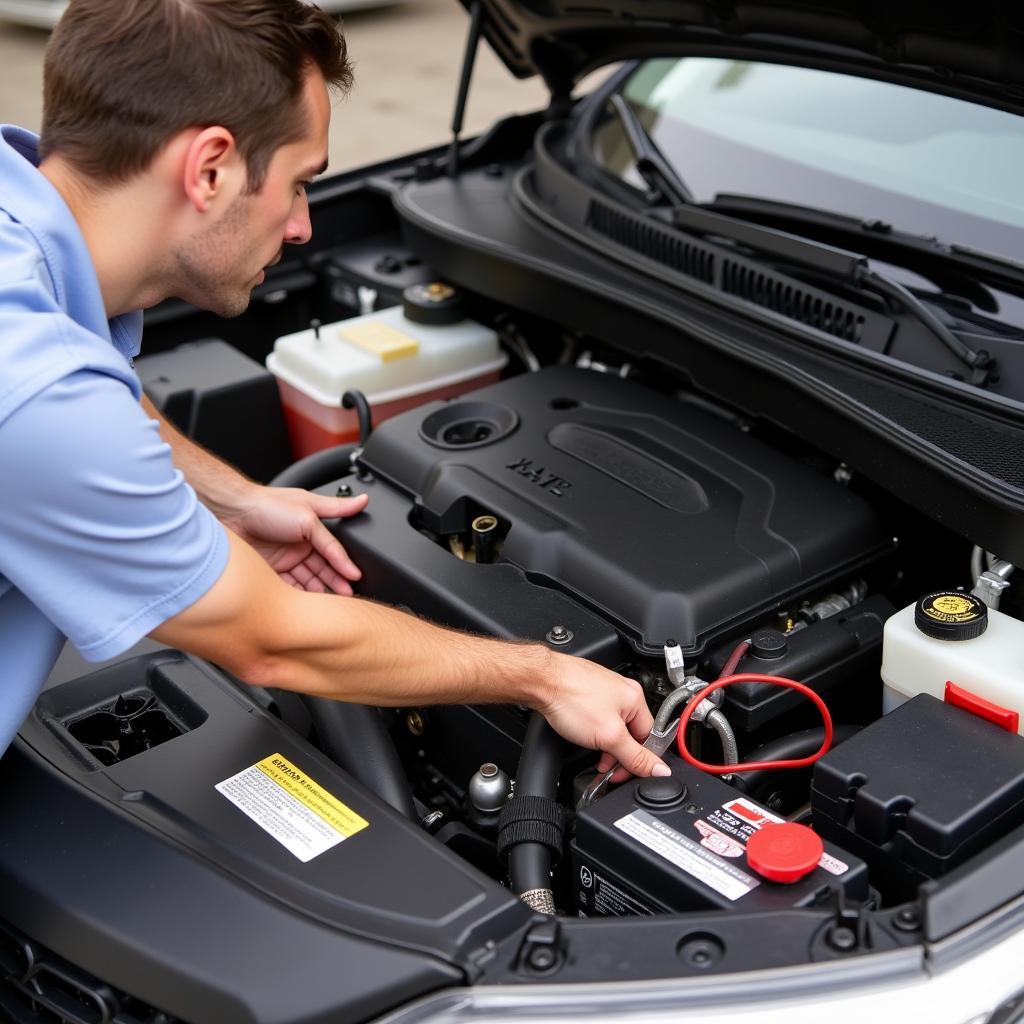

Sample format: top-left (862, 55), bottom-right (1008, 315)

top-left (140, 396), bottom-right (368, 592)
top-left (222, 485), bottom-right (369, 594)
top-left (537, 653), bottom-right (671, 778)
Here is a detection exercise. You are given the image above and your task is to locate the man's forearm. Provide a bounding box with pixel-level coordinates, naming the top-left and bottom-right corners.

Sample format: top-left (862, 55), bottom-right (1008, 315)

top-left (255, 589), bottom-right (555, 711)
top-left (153, 531), bottom-right (666, 776)
top-left (157, 530), bottom-right (554, 709)
top-left (141, 394), bottom-right (256, 517)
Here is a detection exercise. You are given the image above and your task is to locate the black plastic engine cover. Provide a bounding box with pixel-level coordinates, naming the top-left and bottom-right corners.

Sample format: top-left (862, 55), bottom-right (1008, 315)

top-left (358, 365), bottom-right (889, 656)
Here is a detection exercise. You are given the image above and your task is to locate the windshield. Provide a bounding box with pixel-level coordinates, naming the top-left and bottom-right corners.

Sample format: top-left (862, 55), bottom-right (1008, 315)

top-left (592, 59), bottom-right (1024, 263)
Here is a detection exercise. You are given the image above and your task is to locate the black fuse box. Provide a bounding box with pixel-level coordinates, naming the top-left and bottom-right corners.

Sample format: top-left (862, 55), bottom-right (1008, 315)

top-left (811, 694), bottom-right (1024, 900)
top-left (572, 758), bottom-right (867, 916)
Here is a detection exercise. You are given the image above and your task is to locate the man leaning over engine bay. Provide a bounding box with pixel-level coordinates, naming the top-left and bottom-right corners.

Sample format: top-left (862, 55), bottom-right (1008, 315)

top-left (0, 0), bottom-right (671, 781)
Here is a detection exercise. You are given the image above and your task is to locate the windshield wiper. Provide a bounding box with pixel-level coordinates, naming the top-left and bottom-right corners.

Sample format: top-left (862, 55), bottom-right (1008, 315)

top-left (706, 193), bottom-right (1024, 302)
top-left (664, 203), bottom-right (995, 386)
top-left (603, 97), bottom-right (996, 384)
top-left (607, 94), bottom-right (693, 208)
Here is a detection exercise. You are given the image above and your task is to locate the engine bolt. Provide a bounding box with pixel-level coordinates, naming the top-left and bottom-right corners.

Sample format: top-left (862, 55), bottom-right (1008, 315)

top-left (826, 926), bottom-right (858, 952)
top-left (893, 907), bottom-right (921, 932)
top-left (546, 625), bottom-right (574, 646)
top-left (677, 934), bottom-right (724, 968)
top-left (406, 711), bottom-right (426, 736)
top-left (527, 946), bottom-right (557, 971)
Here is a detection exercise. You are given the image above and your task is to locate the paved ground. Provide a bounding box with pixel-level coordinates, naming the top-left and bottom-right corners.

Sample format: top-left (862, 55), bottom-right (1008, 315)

top-left (0, 0), bottom-right (553, 172)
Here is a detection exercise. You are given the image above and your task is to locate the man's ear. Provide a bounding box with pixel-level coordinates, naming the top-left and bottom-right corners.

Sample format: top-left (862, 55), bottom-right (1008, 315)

top-left (182, 126), bottom-right (243, 213)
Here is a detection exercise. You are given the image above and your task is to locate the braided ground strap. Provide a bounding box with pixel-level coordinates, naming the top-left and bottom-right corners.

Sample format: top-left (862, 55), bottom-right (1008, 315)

top-left (519, 888), bottom-right (558, 915)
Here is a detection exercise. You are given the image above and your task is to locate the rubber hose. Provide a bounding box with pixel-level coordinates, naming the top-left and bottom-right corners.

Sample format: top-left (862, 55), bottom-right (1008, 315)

top-left (653, 684), bottom-right (692, 733)
top-left (269, 443), bottom-right (358, 491)
top-left (270, 446), bottom-right (416, 821)
top-left (705, 709), bottom-right (738, 764)
top-left (300, 698), bottom-right (417, 819)
top-left (730, 724), bottom-right (860, 796)
top-left (508, 713), bottom-right (565, 898)
top-left (342, 390), bottom-right (373, 447)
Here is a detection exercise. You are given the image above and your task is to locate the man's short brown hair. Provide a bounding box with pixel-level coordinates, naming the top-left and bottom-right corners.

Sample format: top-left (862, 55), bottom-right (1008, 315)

top-left (40, 0), bottom-right (352, 190)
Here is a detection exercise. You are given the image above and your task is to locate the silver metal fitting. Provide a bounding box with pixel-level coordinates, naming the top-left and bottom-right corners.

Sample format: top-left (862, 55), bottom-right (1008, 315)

top-left (546, 625), bottom-right (574, 646)
top-left (468, 762), bottom-right (512, 814)
top-left (687, 697), bottom-right (719, 724)
top-left (972, 560), bottom-right (1015, 610)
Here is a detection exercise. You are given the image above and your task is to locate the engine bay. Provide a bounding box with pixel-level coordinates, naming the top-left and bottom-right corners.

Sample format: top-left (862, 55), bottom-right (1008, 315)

top-left (4, 129), bottom-right (1024, 1024)
top-left (336, 358), bottom-right (1024, 920)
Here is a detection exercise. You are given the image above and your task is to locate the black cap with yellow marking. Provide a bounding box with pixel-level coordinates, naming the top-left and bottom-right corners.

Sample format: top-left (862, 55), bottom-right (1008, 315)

top-left (402, 282), bottom-right (466, 326)
top-left (915, 590), bottom-right (989, 641)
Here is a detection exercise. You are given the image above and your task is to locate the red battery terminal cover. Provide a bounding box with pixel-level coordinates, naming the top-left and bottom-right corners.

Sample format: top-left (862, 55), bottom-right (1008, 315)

top-left (746, 822), bottom-right (824, 884)
top-left (944, 681), bottom-right (1019, 733)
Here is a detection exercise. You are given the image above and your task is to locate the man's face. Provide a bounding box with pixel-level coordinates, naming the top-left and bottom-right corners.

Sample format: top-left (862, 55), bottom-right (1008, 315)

top-left (172, 69), bottom-right (331, 318)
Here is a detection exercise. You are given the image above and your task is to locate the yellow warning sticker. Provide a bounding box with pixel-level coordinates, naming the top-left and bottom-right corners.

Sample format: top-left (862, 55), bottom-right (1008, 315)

top-left (216, 753), bottom-right (368, 862)
top-left (255, 754), bottom-right (369, 837)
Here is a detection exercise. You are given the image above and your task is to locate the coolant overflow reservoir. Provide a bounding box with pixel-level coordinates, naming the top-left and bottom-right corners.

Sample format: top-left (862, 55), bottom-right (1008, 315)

top-left (267, 283), bottom-right (507, 458)
top-left (881, 590), bottom-right (1024, 734)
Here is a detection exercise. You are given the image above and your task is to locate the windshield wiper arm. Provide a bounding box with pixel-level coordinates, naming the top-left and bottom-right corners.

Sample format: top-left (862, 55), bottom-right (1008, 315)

top-left (664, 203), bottom-right (995, 384)
top-left (707, 192), bottom-right (1024, 300)
top-left (598, 100), bottom-right (995, 383)
top-left (608, 94), bottom-right (694, 208)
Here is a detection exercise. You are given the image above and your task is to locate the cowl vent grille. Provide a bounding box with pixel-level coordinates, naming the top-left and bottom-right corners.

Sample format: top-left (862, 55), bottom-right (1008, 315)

top-left (587, 201), bottom-right (714, 284)
top-left (720, 259), bottom-right (865, 343)
top-left (585, 199), bottom-right (870, 345)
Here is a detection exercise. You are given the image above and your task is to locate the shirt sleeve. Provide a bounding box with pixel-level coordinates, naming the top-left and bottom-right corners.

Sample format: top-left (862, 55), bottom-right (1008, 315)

top-left (0, 368), bottom-right (229, 661)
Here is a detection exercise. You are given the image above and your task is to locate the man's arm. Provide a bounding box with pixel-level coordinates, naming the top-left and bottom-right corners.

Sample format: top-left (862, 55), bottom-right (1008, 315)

top-left (152, 531), bottom-right (671, 778)
top-left (141, 395), bottom-right (368, 593)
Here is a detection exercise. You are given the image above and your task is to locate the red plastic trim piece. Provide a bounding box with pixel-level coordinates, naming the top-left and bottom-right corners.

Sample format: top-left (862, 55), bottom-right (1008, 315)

top-left (746, 822), bottom-right (824, 884)
top-left (676, 673), bottom-right (834, 775)
top-left (944, 681), bottom-right (1020, 733)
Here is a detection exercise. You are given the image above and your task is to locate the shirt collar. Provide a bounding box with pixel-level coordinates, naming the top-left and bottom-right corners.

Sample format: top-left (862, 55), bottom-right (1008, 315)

top-left (0, 126), bottom-right (142, 362)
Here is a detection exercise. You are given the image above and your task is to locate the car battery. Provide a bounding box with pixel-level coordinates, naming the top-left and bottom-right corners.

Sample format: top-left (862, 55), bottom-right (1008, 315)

top-left (812, 693), bottom-right (1024, 900)
top-left (572, 758), bottom-right (867, 916)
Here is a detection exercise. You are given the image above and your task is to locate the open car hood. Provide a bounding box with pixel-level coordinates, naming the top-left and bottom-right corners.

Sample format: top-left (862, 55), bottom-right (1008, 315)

top-left (464, 0), bottom-right (1024, 112)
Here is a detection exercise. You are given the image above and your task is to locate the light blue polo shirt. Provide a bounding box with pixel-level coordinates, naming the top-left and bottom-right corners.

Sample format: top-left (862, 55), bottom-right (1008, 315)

top-left (0, 126), bottom-right (229, 757)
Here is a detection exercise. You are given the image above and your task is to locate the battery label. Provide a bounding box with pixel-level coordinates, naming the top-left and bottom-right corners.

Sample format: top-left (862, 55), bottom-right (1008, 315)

top-left (703, 796), bottom-right (784, 848)
top-left (577, 865), bottom-right (657, 917)
top-left (700, 797), bottom-right (848, 876)
top-left (615, 810), bottom-right (760, 901)
top-left (216, 753), bottom-right (368, 863)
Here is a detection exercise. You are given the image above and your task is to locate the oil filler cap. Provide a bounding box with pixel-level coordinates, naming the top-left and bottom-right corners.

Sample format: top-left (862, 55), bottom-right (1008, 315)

top-left (915, 591), bottom-right (988, 642)
top-left (746, 822), bottom-right (823, 884)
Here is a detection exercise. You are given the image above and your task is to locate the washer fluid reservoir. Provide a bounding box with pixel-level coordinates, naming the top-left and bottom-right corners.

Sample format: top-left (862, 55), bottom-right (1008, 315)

top-left (881, 590), bottom-right (1024, 734)
top-left (267, 283), bottom-right (507, 457)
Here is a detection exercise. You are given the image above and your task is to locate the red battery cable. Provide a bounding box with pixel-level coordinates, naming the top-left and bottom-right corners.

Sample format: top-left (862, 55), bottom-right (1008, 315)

top-left (677, 673), bottom-right (834, 774)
